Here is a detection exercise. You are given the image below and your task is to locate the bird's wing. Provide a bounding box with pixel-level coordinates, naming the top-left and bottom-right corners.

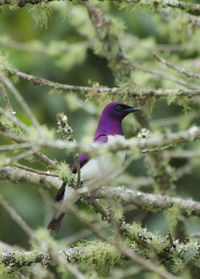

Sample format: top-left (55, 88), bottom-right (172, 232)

top-left (54, 135), bottom-right (108, 202)
top-left (70, 152), bottom-right (89, 174)
top-left (71, 134), bottom-right (108, 174)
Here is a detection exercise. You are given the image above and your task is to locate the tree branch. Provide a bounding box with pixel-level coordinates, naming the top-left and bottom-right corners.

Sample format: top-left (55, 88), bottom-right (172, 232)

top-left (117, 0), bottom-right (200, 16)
top-left (1, 125), bottom-right (200, 155)
top-left (97, 186), bottom-right (200, 217)
top-left (0, 166), bottom-right (61, 189)
top-left (0, 0), bottom-right (53, 7)
top-left (2, 59), bottom-right (200, 98)
top-left (1, 165), bottom-right (200, 219)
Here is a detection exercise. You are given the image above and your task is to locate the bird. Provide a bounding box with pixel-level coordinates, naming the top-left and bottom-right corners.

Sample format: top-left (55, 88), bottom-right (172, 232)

top-left (47, 102), bottom-right (141, 233)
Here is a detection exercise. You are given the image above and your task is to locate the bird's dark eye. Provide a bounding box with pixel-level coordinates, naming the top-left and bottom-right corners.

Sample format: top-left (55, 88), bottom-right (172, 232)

top-left (115, 105), bottom-right (123, 111)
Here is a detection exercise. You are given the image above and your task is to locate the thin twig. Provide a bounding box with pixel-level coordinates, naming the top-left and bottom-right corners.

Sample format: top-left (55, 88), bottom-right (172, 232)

top-left (0, 125), bottom-right (57, 168)
top-left (5, 148), bottom-right (39, 165)
top-left (0, 78), bottom-right (13, 112)
top-left (74, 153), bottom-right (81, 187)
top-left (0, 72), bottom-right (41, 130)
top-left (0, 143), bottom-right (33, 151)
top-left (153, 53), bottom-right (200, 80)
top-left (13, 163), bottom-right (58, 177)
top-left (0, 106), bottom-right (29, 132)
top-left (124, 60), bottom-right (200, 89)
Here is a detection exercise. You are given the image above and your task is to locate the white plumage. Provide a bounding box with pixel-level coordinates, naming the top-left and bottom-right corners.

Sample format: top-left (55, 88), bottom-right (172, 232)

top-left (55, 135), bottom-right (126, 218)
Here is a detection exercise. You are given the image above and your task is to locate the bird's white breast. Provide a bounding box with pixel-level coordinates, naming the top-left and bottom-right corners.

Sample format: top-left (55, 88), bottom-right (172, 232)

top-left (78, 135), bottom-right (126, 190)
top-left (60, 135), bottom-right (126, 211)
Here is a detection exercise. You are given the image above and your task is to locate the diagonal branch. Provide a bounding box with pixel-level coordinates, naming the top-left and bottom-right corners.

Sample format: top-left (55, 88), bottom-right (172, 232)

top-left (153, 53), bottom-right (200, 80)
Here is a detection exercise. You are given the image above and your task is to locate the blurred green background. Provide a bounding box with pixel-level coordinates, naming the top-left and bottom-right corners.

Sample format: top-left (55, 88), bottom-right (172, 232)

top-left (1, 1), bottom-right (200, 277)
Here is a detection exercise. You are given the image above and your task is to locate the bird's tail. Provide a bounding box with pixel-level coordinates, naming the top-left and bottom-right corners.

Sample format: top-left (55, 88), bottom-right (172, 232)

top-left (47, 184), bottom-right (80, 234)
top-left (47, 211), bottom-right (65, 234)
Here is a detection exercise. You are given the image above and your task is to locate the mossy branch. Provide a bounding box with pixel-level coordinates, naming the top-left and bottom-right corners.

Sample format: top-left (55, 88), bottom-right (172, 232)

top-left (0, 0), bottom-right (53, 7)
top-left (1, 65), bottom-right (200, 98)
top-left (0, 165), bottom-right (61, 189)
top-left (97, 186), bottom-right (200, 218)
top-left (1, 124), bottom-right (200, 156)
top-left (117, 0), bottom-right (200, 16)
top-left (1, 166), bottom-right (200, 219)
top-left (1, 0), bottom-right (200, 17)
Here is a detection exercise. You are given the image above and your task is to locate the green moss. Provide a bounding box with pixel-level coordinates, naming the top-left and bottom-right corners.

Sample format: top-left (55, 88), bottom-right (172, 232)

top-left (127, 222), bottom-right (168, 255)
top-left (165, 203), bottom-right (182, 236)
top-left (171, 256), bottom-right (184, 273)
top-left (0, 51), bottom-right (12, 71)
top-left (0, 115), bottom-right (14, 131)
top-left (56, 161), bottom-right (72, 182)
top-left (11, 251), bottom-right (38, 267)
top-left (74, 240), bottom-right (122, 276)
top-left (8, 0), bottom-right (18, 11)
top-left (178, 96), bottom-right (191, 114)
top-left (169, 13), bottom-right (192, 43)
top-left (167, 94), bottom-right (177, 105)
top-left (183, 241), bottom-right (199, 262)
top-left (170, 240), bottom-right (199, 272)
top-left (109, 17), bottom-right (125, 39)
top-left (29, 2), bottom-right (52, 28)
top-left (118, 0), bottom-right (162, 13)
top-left (0, 263), bottom-right (20, 279)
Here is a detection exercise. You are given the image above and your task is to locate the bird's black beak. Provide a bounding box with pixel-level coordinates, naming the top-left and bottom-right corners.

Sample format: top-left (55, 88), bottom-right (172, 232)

top-left (124, 107), bottom-right (141, 113)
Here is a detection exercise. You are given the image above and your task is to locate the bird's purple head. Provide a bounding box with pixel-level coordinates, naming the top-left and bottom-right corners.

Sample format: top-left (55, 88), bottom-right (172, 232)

top-left (94, 102), bottom-right (141, 139)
